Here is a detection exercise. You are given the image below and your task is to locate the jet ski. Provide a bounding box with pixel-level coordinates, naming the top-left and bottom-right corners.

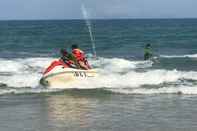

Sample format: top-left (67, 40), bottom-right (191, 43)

top-left (40, 59), bottom-right (97, 89)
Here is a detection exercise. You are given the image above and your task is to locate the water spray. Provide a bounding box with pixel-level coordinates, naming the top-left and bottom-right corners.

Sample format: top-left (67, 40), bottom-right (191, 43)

top-left (81, 4), bottom-right (97, 58)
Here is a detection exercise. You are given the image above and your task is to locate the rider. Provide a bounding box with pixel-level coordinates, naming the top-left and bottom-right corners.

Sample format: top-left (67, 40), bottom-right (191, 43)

top-left (43, 49), bottom-right (80, 74)
top-left (60, 49), bottom-right (80, 69)
top-left (144, 44), bottom-right (153, 60)
top-left (71, 44), bottom-right (91, 70)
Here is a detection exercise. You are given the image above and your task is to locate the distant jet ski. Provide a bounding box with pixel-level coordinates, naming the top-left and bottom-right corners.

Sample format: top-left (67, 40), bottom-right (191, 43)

top-left (40, 59), bottom-right (97, 89)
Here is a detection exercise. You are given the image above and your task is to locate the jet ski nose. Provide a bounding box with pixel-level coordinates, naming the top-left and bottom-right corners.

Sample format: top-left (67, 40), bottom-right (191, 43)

top-left (40, 78), bottom-right (49, 87)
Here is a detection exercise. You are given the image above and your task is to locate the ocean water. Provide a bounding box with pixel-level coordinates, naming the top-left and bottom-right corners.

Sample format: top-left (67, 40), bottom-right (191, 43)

top-left (0, 19), bottom-right (197, 131)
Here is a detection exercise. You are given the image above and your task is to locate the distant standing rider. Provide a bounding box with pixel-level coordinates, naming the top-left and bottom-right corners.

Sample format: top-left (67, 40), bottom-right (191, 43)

top-left (144, 44), bottom-right (153, 60)
top-left (71, 44), bottom-right (91, 70)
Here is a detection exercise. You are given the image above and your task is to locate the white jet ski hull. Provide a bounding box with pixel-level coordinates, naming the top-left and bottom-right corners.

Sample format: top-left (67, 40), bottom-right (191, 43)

top-left (40, 66), bottom-right (97, 89)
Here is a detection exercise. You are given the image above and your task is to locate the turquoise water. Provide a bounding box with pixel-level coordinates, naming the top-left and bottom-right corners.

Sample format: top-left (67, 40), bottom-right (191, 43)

top-left (0, 19), bottom-right (197, 130)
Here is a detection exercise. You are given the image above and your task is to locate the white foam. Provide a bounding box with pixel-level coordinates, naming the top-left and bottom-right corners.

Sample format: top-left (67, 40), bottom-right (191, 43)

top-left (0, 57), bottom-right (152, 88)
top-left (109, 86), bottom-right (197, 95)
top-left (160, 54), bottom-right (197, 58)
top-left (0, 59), bottom-right (23, 72)
top-left (0, 56), bottom-right (197, 95)
top-left (0, 57), bottom-right (55, 87)
top-left (70, 69), bottom-right (197, 90)
top-left (0, 88), bottom-right (61, 95)
top-left (91, 57), bottom-right (153, 73)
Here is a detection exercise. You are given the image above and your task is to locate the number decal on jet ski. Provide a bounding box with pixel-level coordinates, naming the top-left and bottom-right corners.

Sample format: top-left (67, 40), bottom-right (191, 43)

top-left (74, 72), bottom-right (87, 77)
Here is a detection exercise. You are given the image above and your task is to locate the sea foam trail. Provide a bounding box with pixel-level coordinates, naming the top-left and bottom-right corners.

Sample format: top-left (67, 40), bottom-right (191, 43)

top-left (0, 88), bottom-right (61, 95)
top-left (160, 54), bottom-right (197, 58)
top-left (109, 86), bottom-right (197, 95)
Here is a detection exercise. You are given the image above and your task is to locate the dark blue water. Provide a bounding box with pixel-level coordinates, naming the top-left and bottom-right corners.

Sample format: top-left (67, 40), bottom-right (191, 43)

top-left (0, 19), bottom-right (197, 131)
top-left (0, 19), bottom-right (197, 58)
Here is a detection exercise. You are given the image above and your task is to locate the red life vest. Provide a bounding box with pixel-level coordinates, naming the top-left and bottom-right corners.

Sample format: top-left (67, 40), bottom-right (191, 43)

top-left (72, 48), bottom-right (92, 69)
top-left (72, 48), bottom-right (85, 61)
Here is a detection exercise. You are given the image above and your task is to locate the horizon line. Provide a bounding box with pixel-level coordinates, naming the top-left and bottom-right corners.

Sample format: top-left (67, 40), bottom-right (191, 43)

top-left (0, 17), bottom-right (197, 21)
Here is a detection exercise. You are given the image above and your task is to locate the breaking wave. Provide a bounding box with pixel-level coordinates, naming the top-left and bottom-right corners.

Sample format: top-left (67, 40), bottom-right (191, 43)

top-left (0, 56), bottom-right (197, 95)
